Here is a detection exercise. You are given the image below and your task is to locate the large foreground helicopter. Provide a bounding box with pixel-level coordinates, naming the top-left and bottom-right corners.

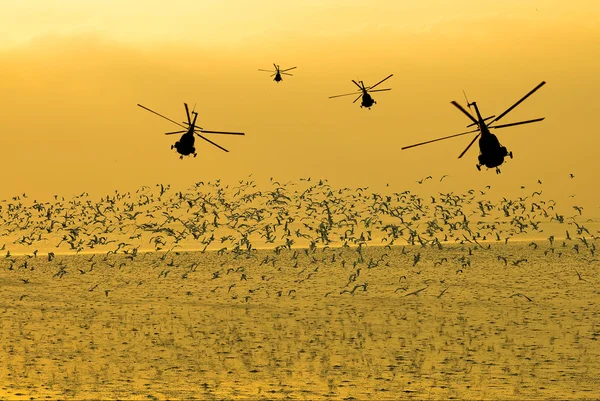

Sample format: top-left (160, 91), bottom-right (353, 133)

top-left (258, 64), bottom-right (297, 82)
top-left (401, 81), bottom-right (546, 173)
top-left (137, 103), bottom-right (244, 159)
top-left (329, 74), bottom-right (393, 109)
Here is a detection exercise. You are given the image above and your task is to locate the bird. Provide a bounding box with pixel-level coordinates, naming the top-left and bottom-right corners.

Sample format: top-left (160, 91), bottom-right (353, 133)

top-left (510, 293), bottom-right (532, 302)
top-left (0, 175), bottom-right (587, 327)
top-left (405, 287), bottom-right (428, 297)
top-left (575, 269), bottom-right (588, 283)
top-left (436, 287), bottom-right (450, 299)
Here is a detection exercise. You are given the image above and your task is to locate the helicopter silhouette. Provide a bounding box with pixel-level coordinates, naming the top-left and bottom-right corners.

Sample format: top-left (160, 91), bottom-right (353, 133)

top-left (258, 64), bottom-right (297, 82)
top-left (137, 103), bottom-right (244, 159)
top-left (401, 81), bottom-right (546, 173)
top-left (329, 74), bottom-right (393, 109)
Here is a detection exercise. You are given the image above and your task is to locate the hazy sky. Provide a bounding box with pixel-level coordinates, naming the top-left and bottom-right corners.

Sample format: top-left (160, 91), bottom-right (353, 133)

top-left (1, 1), bottom-right (599, 212)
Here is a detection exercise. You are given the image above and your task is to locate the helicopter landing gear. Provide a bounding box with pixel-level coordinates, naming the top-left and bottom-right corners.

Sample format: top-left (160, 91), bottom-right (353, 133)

top-left (496, 167), bottom-right (501, 174)
top-left (171, 145), bottom-right (174, 150)
top-left (509, 151), bottom-right (513, 159)
top-left (193, 153), bottom-right (197, 158)
top-left (179, 155), bottom-right (184, 160)
top-left (476, 164), bottom-right (481, 171)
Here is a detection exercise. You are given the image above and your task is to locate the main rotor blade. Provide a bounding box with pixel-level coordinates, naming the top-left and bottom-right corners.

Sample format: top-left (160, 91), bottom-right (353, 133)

top-left (258, 69), bottom-right (275, 72)
top-left (195, 134), bottom-right (229, 152)
top-left (165, 130), bottom-right (186, 135)
top-left (280, 66), bottom-right (297, 72)
top-left (329, 90), bottom-right (362, 99)
top-left (467, 115), bottom-right (495, 128)
top-left (458, 133), bottom-right (481, 159)
top-left (353, 94), bottom-right (362, 103)
top-left (273, 63), bottom-right (278, 72)
top-left (281, 73), bottom-right (293, 76)
top-left (401, 129), bottom-right (480, 150)
top-left (184, 103), bottom-right (191, 125)
top-left (451, 101), bottom-right (478, 125)
top-left (197, 130), bottom-right (245, 136)
top-left (489, 117), bottom-right (545, 129)
top-left (489, 81), bottom-right (546, 125)
top-left (351, 80), bottom-right (363, 90)
top-left (368, 88), bottom-right (391, 93)
top-left (369, 74), bottom-right (393, 90)
top-left (137, 104), bottom-right (187, 129)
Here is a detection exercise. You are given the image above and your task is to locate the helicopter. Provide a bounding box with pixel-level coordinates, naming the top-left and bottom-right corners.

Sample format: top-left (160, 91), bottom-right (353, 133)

top-left (329, 74), bottom-right (393, 109)
top-left (137, 103), bottom-right (244, 159)
top-left (401, 81), bottom-right (546, 173)
top-left (258, 64), bottom-right (297, 82)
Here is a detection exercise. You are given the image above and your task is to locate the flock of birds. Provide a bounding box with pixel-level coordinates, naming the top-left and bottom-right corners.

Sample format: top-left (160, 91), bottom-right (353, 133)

top-left (1, 176), bottom-right (597, 300)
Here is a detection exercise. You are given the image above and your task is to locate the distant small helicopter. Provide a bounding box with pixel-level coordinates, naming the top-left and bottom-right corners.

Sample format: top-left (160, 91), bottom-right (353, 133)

top-left (401, 81), bottom-right (546, 173)
top-left (258, 64), bottom-right (297, 82)
top-left (329, 74), bottom-right (393, 109)
top-left (137, 103), bottom-right (244, 159)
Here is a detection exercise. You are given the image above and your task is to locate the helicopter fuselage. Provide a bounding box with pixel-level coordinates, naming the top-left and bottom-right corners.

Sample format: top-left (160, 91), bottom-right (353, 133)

top-left (174, 132), bottom-right (196, 152)
top-left (361, 92), bottom-right (375, 108)
top-left (274, 73), bottom-right (282, 82)
top-left (174, 131), bottom-right (196, 156)
top-left (477, 131), bottom-right (508, 168)
top-left (471, 102), bottom-right (510, 171)
top-left (172, 111), bottom-right (198, 158)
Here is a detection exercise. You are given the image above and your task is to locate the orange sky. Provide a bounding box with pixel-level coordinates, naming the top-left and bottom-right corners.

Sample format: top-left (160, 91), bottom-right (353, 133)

top-left (0, 1), bottom-right (599, 213)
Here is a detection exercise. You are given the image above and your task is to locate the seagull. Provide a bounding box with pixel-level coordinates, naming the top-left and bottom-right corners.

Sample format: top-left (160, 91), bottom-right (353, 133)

top-left (405, 286), bottom-right (428, 297)
top-left (510, 293), bottom-right (532, 302)
top-left (575, 269), bottom-right (588, 283)
top-left (437, 287), bottom-right (450, 299)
